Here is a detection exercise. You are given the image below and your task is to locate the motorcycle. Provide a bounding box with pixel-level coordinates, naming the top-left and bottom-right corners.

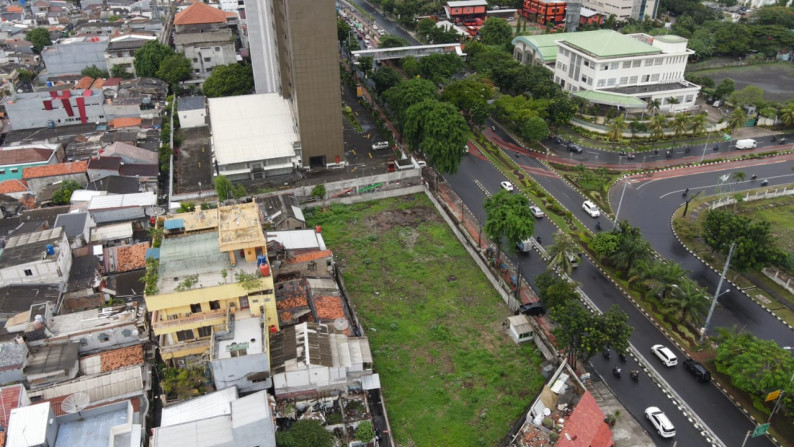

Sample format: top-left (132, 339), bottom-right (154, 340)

top-left (682, 188), bottom-right (689, 197)
top-left (602, 349), bottom-right (611, 360)
top-left (612, 367), bottom-right (622, 378)
top-left (536, 235), bottom-right (542, 244)
top-left (684, 147), bottom-right (691, 153)
top-left (596, 220), bottom-right (602, 231)
top-left (771, 136), bottom-right (777, 142)
top-left (761, 179), bottom-right (769, 186)
top-left (751, 174), bottom-right (757, 181)
top-left (666, 150), bottom-right (673, 158)
top-left (627, 152), bottom-right (635, 159)
top-left (630, 370), bottom-right (639, 382)
top-left (619, 150), bottom-right (628, 156)
top-left (618, 351), bottom-right (627, 362)
top-left (713, 144), bottom-right (719, 151)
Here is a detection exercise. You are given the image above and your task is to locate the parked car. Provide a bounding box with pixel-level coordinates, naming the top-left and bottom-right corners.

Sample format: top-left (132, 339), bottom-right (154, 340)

top-left (567, 143), bottom-right (583, 153)
top-left (683, 358), bottom-right (711, 382)
top-left (500, 181), bottom-right (514, 192)
top-left (651, 344), bottom-right (678, 367)
top-left (371, 141), bottom-right (389, 150)
top-left (582, 200), bottom-right (600, 217)
top-left (529, 205), bottom-right (544, 218)
top-left (645, 407), bottom-right (676, 438)
top-left (518, 302), bottom-right (546, 316)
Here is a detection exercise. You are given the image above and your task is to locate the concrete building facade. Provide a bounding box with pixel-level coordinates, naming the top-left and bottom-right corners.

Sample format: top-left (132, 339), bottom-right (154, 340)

top-left (581, 0), bottom-right (657, 20)
top-left (174, 2), bottom-right (237, 79)
top-left (41, 36), bottom-right (109, 79)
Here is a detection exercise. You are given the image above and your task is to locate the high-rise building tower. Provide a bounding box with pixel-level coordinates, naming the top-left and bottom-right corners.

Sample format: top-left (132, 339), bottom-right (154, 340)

top-left (245, 0), bottom-right (345, 168)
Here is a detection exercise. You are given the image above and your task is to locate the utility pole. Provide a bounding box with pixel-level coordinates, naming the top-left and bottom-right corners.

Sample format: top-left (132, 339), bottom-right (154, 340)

top-left (700, 241), bottom-right (735, 343)
top-left (612, 178), bottom-right (628, 230)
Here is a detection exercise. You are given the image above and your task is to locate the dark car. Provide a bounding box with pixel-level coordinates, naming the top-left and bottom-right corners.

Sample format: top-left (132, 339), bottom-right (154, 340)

top-left (567, 143), bottom-right (583, 153)
top-left (683, 358), bottom-right (711, 382)
top-left (517, 302), bottom-right (546, 316)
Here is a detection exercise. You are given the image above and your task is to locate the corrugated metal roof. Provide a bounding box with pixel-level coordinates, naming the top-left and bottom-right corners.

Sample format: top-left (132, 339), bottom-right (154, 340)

top-left (88, 192), bottom-right (156, 210)
top-left (361, 373), bottom-right (381, 390)
top-left (41, 365), bottom-right (144, 402)
top-left (230, 391), bottom-right (268, 429)
top-left (153, 415), bottom-right (233, 447)
top-left (6, 402), bottom-right (51, 447)
top-left (91, 222), bottom-right (133, 242)
top-left (160, 386), bottom-right (237, 427)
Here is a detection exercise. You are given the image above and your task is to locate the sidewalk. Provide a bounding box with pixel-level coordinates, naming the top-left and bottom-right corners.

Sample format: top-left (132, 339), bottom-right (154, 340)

top-left (586, 376), bottom-right (655, 447)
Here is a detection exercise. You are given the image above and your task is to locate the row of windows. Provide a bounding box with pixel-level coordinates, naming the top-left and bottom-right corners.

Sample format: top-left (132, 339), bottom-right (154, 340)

top-left (175, 326), bottom-right (213, 341)
top-left (0, 168), bottom-right (19, 175)
top-left (189, 300), bottom-right (222, 314)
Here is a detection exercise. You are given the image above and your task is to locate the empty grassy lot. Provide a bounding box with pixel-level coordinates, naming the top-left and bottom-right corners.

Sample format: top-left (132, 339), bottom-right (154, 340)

top-left (692, 63), bottom-right (794, 102)
top-left (305, 195), bottom-right (545, 447)
top-left (735, 196), bottom-right (794, 255)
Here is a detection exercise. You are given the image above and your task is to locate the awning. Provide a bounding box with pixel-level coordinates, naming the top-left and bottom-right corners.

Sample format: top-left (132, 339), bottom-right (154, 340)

top-left (572, 90), bottom-right (648, 109)
top-left (163, 219), bottom-right (185, 230)
top-left (361, 373), bottom-right (381, 390)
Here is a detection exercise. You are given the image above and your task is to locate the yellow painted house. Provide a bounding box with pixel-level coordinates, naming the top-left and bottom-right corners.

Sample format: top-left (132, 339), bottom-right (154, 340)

top-left (144, 202), bottom-right (278, 366)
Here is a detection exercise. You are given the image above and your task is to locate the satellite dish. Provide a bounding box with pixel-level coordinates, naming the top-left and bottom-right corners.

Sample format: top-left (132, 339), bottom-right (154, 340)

top-left (333, 318), bottom-right (349, 332)
top-left (145, 207), bottom-right (165, 217)
top-left (61, 392), bottom-right (90, 414)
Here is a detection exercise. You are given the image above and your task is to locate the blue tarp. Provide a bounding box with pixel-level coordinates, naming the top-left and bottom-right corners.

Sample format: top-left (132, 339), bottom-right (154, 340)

top-left (163, 219), bottom-right (185, 230)
top-left (145, 248), bottom-right (160, 259)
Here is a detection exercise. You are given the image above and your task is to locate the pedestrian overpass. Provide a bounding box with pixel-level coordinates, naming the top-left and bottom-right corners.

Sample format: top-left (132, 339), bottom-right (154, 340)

top-left (351, 43), bottom-right (466, 62)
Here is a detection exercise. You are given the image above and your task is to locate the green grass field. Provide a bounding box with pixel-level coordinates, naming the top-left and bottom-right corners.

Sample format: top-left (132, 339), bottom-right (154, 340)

top-left (735, 196), bottom-right (794, 255)
top-left (305, 195), bottom-right (545, 447)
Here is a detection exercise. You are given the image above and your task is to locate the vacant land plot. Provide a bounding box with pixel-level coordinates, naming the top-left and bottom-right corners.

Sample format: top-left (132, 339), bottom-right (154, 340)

top-left (735, 195), bottom-right (794, 254)
top-left (306, 195), bottom-right (544, 447)
top-left (692, 64), bottom-right (794, 102)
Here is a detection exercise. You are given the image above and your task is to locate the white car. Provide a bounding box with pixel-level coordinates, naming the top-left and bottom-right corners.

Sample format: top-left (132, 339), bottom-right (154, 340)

top-left (529, 206), bottom-right (544, 219)
top-left (645, 407), bottom-right (676, 438)
top-left (500, 181), bottom-right (514, 192)
top-left (582, 200), bottom-right (600, 217)
top-left (651, 344), bottom-right (678, 367)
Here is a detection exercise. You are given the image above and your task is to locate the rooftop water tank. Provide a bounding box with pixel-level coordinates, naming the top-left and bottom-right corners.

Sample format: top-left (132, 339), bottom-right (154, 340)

top-left (46, 244), bottom-right (55, 255)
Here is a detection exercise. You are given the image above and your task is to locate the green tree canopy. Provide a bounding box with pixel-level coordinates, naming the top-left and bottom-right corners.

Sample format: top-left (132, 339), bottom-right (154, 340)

top-left (440, 78), bottom-right (494, 125)
top-left (156, 54), bottom-right (192, 87)
top-left (81, 64), bottom-right (109, 78)
top-left (599, 305), bottom-right (632, 353)
top-left (478, 18), bottom-right (513, 46)
top-left (25, 28), bottom-right (52, 53)
top-left (702, 208), bottom-right (780, 271)
top-left (214, 175), bottom-right (247, 201)
top-left (134, 41), bottom-right (175, 78)
top-left (355, 421), bottom-right (376, 443)
top-left (337, 18), bottom-right (351, 42)
top-left (728, 85), bottom-right (764, 107)
top-left (202, 64), bottom-right (254, 98)
top-left (371, 66), bottom-right (402, 95)
top-left (417, 53), bottom-right (465, 85)
top-left (534, 271), bottom-right (577, 311)
top-left (403, 99), bottom-right (469, 174)
top-left (714, 78), bottom-right (735, 100)
top-left (378, 35), bottom-right (410, 48)
top-left (752, 5), bottom-right (794, 28)
top-left (590, 232), bottom-right (620, 259)
top-left (52, 180), bottom-right (81, 205)
top-left (550, 301), bottom-right (606, 365)
top-left (521, 116), bottom-right (551, 144)
top-left (383, 78), bottom-right (438, 125)
top-left (275, 420), bottom-right (334, 447)
top-left (483, 189), bottom-right (535, 262)
top-left (110, 65), bottom-right (134, 79)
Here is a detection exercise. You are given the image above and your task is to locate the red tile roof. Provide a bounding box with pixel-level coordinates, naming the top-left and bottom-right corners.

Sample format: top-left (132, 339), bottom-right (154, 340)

top-left (113, 242), bottom-right (150, 272)
top-left (0, 384), bottom-right (26, 429)
top-left (288, 249), bottom-right (332, 265)
top-left (23, 160), bottom-right (87, 179)
top-left (174, 1), bottom-right (227, 25)
top-left (100, 345), bottom-right (144, 371)
top-left (0, 179), bottom-right (29, 194)
top-left (76, 76), bottom-right (94, 90)
top-left (0, 148), bottom-right (53, 165)
top-left (91, 78), bottom-right (106, 89)
top-left (312, 295), bottom-right (345, 321)
top-left (103, 78), bottom-right (122, 87)
top-left (7, 6), bottom-right (22, 12)
top-left (557, 391), bottom-right (613, 447)
top-left (109, 117), bottom-right (142, 129)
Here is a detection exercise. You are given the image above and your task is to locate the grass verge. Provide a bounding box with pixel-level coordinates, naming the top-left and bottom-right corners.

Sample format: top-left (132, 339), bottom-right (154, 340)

top-left (306, 196), bottom-right (546, 447)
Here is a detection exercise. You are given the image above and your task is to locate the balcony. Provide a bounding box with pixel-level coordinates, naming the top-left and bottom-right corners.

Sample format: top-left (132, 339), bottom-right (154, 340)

top-left (159, 338), bottom-right (211, 359)
top-left (152, 308), bottom-right (228, 335)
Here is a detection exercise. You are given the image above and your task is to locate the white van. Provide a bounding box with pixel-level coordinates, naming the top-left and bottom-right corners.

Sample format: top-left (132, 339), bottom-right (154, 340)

top-left (371, 141), bottom-right (389, 150)
top-left (735, 139), bottom-right (757, 150)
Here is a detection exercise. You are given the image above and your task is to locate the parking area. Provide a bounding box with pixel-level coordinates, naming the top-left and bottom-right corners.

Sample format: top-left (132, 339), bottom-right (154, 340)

top-left (176, 126), bottom-right (213, 194)
top-left (341, 81), bottom-right (394, 168)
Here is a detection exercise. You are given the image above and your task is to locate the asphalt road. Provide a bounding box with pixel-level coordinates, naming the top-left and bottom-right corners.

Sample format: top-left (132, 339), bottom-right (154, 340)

top-left (445, 150), bottom-right (775, 446)
top-left (343, 0), bottom-right (421, 45)
top-left (612, 159), bottom-right (794, 343)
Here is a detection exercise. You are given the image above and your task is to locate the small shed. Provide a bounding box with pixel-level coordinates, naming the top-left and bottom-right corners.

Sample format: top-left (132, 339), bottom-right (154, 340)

top-left (506, 314), bottom-right (533, 344)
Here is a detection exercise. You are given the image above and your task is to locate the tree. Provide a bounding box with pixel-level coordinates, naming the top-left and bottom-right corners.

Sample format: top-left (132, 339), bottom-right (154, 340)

top-left (689, 113), bottom-right (707, 137)
top-left (483, 190), bottom-right (535, 263)
top-left (546, 231), bottom-right (579, 275)
top-left (640, 260), bottom-right (688, 301)
top-left (403, 99), bottom-right (469, 174)
top-left (779, 102), bottom-right (794, 128)
top-left (479, 18), bottom-right (514, 46)
top-left (646, 98), bottom-right (661, 117)
top-left (714, 78), bottom-right (735, 100)
top-left (729, 85), bottom-right (764, 108)
top-left (702, 209), bottom-right (780, 271)
top-left (336, 18), bottom-right (351, 43)
top-left (378, 35), bottom-right (410, 48)
top-left (384, 78), bottom-right (438, 126)
top-left (371, 66), bottom-right (402, 95)
top-left (606, 116), bottom-right (627, 142)
top-left (214, 175), bottom-right (246, 201)
top-left (607, 222), bottom-right (652, 271)
top-left (357, 56), bottom-right (374, 76)
top-left (534, 271), bottom-right (578, 311)
top-left (276, 420), bottom-right (334, 447)
top-left (355, 421), bottom-right (376, 443)
top-left (753, 5), bottom-right (794, 28)
top-left (521, 116), bottom-right (551, 144)
top-left (52, 180), bottom-right (81, 205)
top-left (599, 305), bottom-right (633, 354)
top-left (81, 64), bottom-right (109, 78)
top-left (400, 55), bottom-right (420, 78)
top-left (25, 28), bottom-right (51, 53)
top-left (17, 69), bottom-right (33, 91)
top-left (202, 64), bottom-right (254, 97)
top-left (726, 107), bottom-right (748, 133)
top-left (649, 114), bottom-right (667, 148)
top-left (134, 41), bottom-right (174, 77)
top-left (440, 78), bottom-right (494, 125)
top-left (733, 171), bottom-right (746, 182)
top-left (417, 53), bottom-right (464, 85)
top-left (156, 54), bottom-right (192, 87)
top-left (547, 94), bottom-right (579, 131)
top-left (590, 231), bottom-right (620, 259)
top-left (664, 279), bottom-right (709, 328)
top-left (670, 113), bottom-right (690, 144)
top-left (110, 65), bottom-right (134, 79)
top-left (550, 301), bottom-right (606, 367)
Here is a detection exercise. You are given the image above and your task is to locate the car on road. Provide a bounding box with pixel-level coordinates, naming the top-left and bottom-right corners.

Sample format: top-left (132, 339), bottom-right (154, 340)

top-left (371, 141), bottom-right (389, 151)
top-left (645, 406), bottom-right (676, 438)
top-left (500, 181), bottom-right (514, 192)
top-left (529, 205), bottom-right (544, 218)
top-left (518, 302), bottom-right (546, 316)
top-left (683, 358), bottom-right (711, 382)
top-left (582, 200), bottom-right (600, 217)
top-left (651, 344), bottom-right (678, 367)
top-left (567, 143), bottom-right (583, 153)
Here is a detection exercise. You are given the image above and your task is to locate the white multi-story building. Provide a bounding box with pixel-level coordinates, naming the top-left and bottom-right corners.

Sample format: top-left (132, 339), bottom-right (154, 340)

top-left (513, 30), bottom-right (700, 113)
top-left (581, 0), bottom-right (658, 21)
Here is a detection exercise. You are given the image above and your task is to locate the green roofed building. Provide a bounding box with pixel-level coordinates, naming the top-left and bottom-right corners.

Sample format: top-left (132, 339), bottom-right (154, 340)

top-left (512, 30), bottom-right (700, 112)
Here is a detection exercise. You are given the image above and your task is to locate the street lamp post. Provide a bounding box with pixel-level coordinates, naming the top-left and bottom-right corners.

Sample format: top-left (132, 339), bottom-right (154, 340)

top-left (700, 241), bottom-right (736, 343)
top-left (700, 132), bottom-right (711, 163)
top-left (613, 178), bottom-right (629, 230)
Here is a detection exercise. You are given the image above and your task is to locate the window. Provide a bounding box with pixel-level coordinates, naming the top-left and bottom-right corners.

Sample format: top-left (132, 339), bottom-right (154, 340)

top-left (197, 326), bottom-right (212, 337)
top-left (583, 60), bottom-right (590, 68)
top-left (98, 333), bottom-right (110, 342)
top-left (629, 76), bottom-right (638, 84)
top-left (214, 46), bottom-right (220, 51)
top-left (230, 348), bottom-right (247, 357)
top-left (203, 57), bottom-right (211, 62)
top-left (650, 73), bottom-right (659, 82)
top-left (601, 64), bottom-right (608, 71)
top-left (645, 59), bottom-right (653, 66)
top-left (10, 168), bottom-right (17, 174)
top-left (623, 61), bottom-right (631, 68)
top-left (633, 60), bottom-right (641, 68)
top-left (176, 329), bottom-right (194, 341)
top-left (193, 58), bottom-right (198, 62)
top-left (685, 95), bottom-right (694, 103)
top-left (610, 62), bottom-right (619, 70)
top-left (79, 338), bottom-right (88, 346)
top-left (641, 75), bottom-right (650, 82)
top-left (655, 58), bottom-right (663, 65)
top-left (0, 169), bottom-right (5, 174)
top-left (619, 77), bottom-right (628, 85)
top-left (122, 329), bottom-right (132, 337)
top-left (190, 303), bottom-right (202, 313)
top-left (607, 78), bottom-right (616, 86)
top-left (24, 269), bottom-right (33, 276)
top-left (209, 300), bottom-right (220, 310)
top-left (597, 79), bottom-right (605, 87)
top-left (248, 371), bottom-right (269, 383)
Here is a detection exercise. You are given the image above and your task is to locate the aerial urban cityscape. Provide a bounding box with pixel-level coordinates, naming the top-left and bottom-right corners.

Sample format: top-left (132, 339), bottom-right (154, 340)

top-left (0, 0), bottom-right (789, 446)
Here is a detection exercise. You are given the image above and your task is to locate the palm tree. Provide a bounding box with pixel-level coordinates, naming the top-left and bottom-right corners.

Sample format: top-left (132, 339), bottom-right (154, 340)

top-left (670, 113), bottom-right (690, 145)
top-left (606, 116), bottom-right (627, 143)
top-left (547, 231), bottom-right (579, 276)
top-left (609, 235), bottom-right (652, 272)
top-left (727, 108), bottom-right (748, 134)
top-left (689, 113), bottom-right (707, 138)
top-left (666, 96), bottom-right (680, 113)
top-left (778, 103), bottom-right (794, 128)
top-left (646, 98), bottom-right (661, 118)
top-left (649, 114), bottom-right (667, 149)
top-left (664, 279), bottom-right (709, 328)
top-left (642, 261), bottom-right (688, 301)
top-left (733, 171), bottom-right (746, 183)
